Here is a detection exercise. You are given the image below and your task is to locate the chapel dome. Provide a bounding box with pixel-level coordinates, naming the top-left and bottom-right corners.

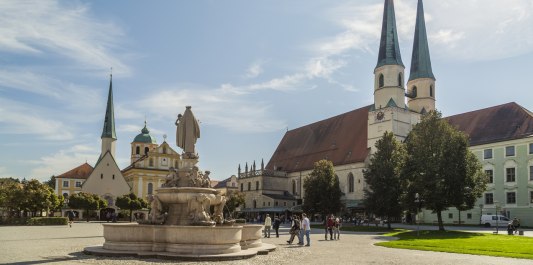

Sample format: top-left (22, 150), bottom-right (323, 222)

top-left (133, 123), bottom-right (157, 144)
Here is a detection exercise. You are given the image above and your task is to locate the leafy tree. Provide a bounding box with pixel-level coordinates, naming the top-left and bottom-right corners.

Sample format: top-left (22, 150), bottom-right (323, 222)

top-left (224, 191), bottom-right (245, 219)
top-left (68, 192), bottom-right (108, 222)
top-left (363, 131), bottom-right (406, 229)
top-left (19, 179), bottom-right (58, 217)
top-left (0, 178), bottom-right (23, 216)
top-left (302, 160), bottom-right (342, 217)
top-left (115, 193), bottom-right (148, 222)
top-left (403, 111), bottom-right (486, 231)
top-left (43, 175), bottom-right (56, 190)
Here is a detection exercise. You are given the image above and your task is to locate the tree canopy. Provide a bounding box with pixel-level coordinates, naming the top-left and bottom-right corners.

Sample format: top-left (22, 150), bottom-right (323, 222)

top-left (224, 191), bottom-right (245, 219)
top-left (364, 131), bottom-right (406, 229)
top-left (303, 160), bottom-right (342, 217)
top-left (68, 192), bottom-right (107, 222)
top-left (403, 110), bottom-right (487, 231)
top-left (115, 193), bottom-right (148, 221)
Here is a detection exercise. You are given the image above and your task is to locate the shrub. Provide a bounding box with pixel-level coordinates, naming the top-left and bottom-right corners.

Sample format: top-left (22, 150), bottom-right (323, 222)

top-left (0, 217), bottom-right (30, 225)
top-left (27, 217), bottom-right (68, 226)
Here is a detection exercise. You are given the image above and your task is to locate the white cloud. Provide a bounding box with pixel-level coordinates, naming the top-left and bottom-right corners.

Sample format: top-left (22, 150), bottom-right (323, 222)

top-left (244, 60), bottom-right (265, 79)
top-left (136, 85), bottom-right (286, 133)
top-left (29, 144), bottom-right (99, 181)
top-left (0, 0), bottom-right (130, 75)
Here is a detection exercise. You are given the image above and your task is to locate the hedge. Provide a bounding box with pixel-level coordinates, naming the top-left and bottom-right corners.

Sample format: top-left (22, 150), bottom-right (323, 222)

top-left (0, 217), bottom-right (31, 225)
top-left (27, 217), bottom-right (68, 226)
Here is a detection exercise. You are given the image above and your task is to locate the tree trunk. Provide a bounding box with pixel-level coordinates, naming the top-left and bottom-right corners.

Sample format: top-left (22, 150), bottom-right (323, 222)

top-left (436, 211), bottom-right (445, 231)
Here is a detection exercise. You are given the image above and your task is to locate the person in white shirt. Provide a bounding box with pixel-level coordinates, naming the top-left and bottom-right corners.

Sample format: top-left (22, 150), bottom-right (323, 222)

top-left (301, 213), bottom-right (311, 246)
top-left (264, 214), bottom-right (272, 238)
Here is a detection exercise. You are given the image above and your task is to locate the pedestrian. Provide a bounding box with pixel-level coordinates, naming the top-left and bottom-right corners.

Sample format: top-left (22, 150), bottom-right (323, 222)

top-left (324, 218), bottom-right (328, 240)
top-left (512, 218), bottom-right (520, 234)
top-left (67, 211), bottom-right (75, 227)
top-left (327, 214), bottom-right (334, 240)
top-left (264, 214), bottom-right (272, 238)
top-left (111, 212), bottom-right (117, 223)
top-left (301, 213), bottom-right (311, 246)
top-left (273, 215), bottom-right (281, 238)
top-left (287, 216), bottom-right (301, 244)
top-left (334, 216), bottom-right (341, 240)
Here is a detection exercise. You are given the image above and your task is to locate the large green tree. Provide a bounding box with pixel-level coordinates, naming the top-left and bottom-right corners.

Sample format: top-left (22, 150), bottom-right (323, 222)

top-left (19, 179), bottom-right (60, 217)
top-left (68, 192), bottom-right (107, 222)
top-left (302, 160), bottom-right (342, 217)
top-left (0, 178), bottom-right (23, 216)
top-left (115, 193), bottom-right (148, 222)
top-left (224, 191), bottom-right (245, 219)
top-left (363, 131), bottom-right (406, 229)
top-left (403, 111), bottom-right (487, 231)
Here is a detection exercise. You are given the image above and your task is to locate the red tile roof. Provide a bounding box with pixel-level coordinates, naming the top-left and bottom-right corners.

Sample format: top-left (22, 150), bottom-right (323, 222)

top-left (266, 102), bottom-right (533, 173)
top-left (56, 163), bottom-right (93, 180)
top-left (446, 102), bottom-right (533, 146)
top-left (266, 105), bottom-right (370, 173)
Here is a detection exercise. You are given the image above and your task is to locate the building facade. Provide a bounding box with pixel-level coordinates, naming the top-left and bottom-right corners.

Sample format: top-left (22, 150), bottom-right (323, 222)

top-left (238, 0), bottom-right (533, 226)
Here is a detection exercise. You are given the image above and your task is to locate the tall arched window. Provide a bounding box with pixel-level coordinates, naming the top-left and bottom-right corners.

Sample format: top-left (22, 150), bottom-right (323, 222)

top-left (149, 158), bottom-right (154, 167)
top-left (412, 86), bottom-right (417, 98)
top-left (430, 85), bottom-right (434, 97)
top-left (398, 73), bottom-right (403, 86)
top-left (247, 182), bottom-right (251, 191)
top-left (144, 147), bottom-right (149, 155)
top-left (292, 180), bottom-right (297, 195)
top-left (255, 181), bottom-right (259, 190)
top-left (378, 74), bottom-right (384, 88)
top-left (348, 173), bottom-right (355, 193)
top-left (240, 183), bottom-right (244, 192)
top-left (148, 183), bottom-right (153, 195)
top-left (253, 200), bottom-right (257, 209)
top-left (135, 146), bottom-right (140, 155)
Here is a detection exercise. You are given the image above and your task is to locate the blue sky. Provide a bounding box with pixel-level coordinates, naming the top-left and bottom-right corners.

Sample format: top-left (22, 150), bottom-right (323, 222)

top-left (1, 0), bottom-right (533, 182)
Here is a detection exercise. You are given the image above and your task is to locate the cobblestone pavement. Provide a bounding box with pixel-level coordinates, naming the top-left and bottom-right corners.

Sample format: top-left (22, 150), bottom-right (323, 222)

top-left (1, 222), bottom-right (532, 265)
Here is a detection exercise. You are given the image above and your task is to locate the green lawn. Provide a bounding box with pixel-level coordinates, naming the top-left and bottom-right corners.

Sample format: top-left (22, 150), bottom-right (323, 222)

top-left (310, 224), bottom-right (403, 233)
top-left (378, 230), bottom-right (533, 260)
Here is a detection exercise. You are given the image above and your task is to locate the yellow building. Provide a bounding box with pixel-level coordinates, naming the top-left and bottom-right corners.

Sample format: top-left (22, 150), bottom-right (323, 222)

top-left (122, 122), bottom-right (181, 200)
top-left (55, 162), bottom-right (93, 200)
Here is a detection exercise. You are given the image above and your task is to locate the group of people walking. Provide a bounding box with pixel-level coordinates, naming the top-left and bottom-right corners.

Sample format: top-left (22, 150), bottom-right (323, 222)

top-left (324, 214), bottom-right (341, 240)
top-left (263, 213), bottom-right (313, 246)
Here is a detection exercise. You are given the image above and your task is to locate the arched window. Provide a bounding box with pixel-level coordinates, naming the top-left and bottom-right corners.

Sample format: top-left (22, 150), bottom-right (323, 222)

top-left (240, 183), bottom-right (244, 192)
top-left (255, 181), bottom-right (259, 190)
top-left (135, 146), bottom-right (140, 155)
top-left (112, 174), bottom-right (115, 180)
top-left (149, 158), bottom-right (154, 167)
top-left (378, 74), bottom-right (384, 88)
top-left (148, 183), bottom-right (153, 195)
top-left (398, 73), bottom-right (403, 86)
top-left (253, 200), bottom-right (257, 209)
top-left (412, 86), bottom-right (417, 98)
top-left (348, 173), bottom-right (355, 193)
top-left (292, 180), bottom-right (297, 195)
top-left (144, 147), bottom-right (149, 155)
top-left (430, 85), bottom-right (434, 97)
top-left (247, 182), bottom-right (251, 191)
top-left (100, 173), bottom-right (103, 179)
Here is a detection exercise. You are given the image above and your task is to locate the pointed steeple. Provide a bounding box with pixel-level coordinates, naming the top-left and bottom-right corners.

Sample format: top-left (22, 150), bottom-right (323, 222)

top-left (376, 0), bottom-right (404, 69)
top-left (409, 0), bottom-right (435, 81)
top-left (101, 74), bottom-right (117, 139)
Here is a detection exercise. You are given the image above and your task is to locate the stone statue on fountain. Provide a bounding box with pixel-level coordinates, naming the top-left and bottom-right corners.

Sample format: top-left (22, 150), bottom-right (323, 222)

top-left (144, 106), bottom-right (227, 226)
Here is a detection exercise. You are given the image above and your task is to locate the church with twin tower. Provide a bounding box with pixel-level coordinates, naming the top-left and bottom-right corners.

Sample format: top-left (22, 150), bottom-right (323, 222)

top-left (236, 0), bottom-right (533, 227)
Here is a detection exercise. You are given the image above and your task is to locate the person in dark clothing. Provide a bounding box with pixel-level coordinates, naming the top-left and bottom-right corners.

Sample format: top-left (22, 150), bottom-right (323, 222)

top-left (273, 215), bottom-right (281, 238)
top-left (67, 211), bottom-right (75, 227)
top-left (327, 215), bottom-right (334, 240)
top-left (287, 217), bottom-right (301, 244)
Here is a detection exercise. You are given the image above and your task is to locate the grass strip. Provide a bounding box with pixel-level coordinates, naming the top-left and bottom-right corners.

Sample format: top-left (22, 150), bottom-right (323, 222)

top-left (310, 224), bottom-right (404, 233)
top-left (378, 230), bottom-right (533, 260)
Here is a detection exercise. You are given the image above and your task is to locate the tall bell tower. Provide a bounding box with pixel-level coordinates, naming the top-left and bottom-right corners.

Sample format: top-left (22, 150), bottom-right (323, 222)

top-left (367, 0), bottom-right (415, 150)
top-left (407, 0), bottom-right (436, 113)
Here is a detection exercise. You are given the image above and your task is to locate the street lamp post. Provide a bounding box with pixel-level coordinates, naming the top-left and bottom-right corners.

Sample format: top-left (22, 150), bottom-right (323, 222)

top-left (415, 193), bottom-right (421, 237)
top-left (494, 201), bottom-right (500, 234)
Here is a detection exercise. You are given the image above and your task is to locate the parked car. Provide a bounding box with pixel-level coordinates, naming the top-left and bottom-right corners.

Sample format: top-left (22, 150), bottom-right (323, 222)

top-left (480, 214), bottom-right (510, 227)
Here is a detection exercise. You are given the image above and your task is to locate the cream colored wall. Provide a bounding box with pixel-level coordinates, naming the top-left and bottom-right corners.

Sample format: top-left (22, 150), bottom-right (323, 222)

top-left (407, 77), bottom-right (436, 113)
top-left (374, 64), bottom-right (406, 109)
top-left (82, 153), bottom-right (131, 200)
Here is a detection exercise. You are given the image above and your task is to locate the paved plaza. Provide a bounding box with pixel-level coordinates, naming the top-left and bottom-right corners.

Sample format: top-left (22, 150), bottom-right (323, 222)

top-left (1, 222), bottom-right (532, 265)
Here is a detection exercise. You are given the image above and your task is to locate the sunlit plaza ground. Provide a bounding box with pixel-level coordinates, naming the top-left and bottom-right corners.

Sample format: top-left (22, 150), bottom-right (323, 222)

top-left (1, 222), bottom-right (532, 265)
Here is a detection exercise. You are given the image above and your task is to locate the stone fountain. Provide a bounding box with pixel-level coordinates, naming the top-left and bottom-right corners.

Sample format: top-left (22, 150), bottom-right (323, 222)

top-left (84, 106), bottom-right (275, 260)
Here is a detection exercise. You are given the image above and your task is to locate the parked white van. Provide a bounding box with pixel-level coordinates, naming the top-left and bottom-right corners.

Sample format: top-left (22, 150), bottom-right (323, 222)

top-left (480, 214), bottom-right (510, 227)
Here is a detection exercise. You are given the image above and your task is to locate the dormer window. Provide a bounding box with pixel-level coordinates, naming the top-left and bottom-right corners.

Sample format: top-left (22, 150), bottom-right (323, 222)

top-left (378, 74), bottom-right (384, 88)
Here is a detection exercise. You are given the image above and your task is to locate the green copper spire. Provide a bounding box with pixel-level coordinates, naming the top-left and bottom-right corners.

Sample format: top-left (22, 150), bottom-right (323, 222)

top-left (101, 74), bottom-right (117, 139)
top-left (409, 0), bottom-right (435, 81)
top-left (376, 0), bottom-right (404, 69)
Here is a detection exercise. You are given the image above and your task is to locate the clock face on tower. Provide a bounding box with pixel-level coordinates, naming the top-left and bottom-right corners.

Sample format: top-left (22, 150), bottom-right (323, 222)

top-left (377, 111), bottom-right (385, 121)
